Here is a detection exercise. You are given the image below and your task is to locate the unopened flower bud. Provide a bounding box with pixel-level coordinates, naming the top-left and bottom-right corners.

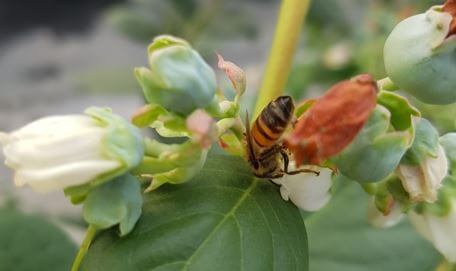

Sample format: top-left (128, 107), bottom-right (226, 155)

top-left (397, 144), bottom-right (448, 203)
top-left (135, 35), bottom-right (217, 116)
top-left (384, 4), bottom-right (456, 104)
top-left (186, 109), bottom-right (217, 149)
top-left (0, 107), bottom-right (144, 193)
top-left (333, 106), bottom-right (413, 183)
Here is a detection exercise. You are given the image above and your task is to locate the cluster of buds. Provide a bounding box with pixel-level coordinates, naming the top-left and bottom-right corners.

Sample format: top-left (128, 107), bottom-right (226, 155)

top-left (360, 1), bottom-right (456, 262)
top-left (132, 35), bottom-right (246, 191)
top-left (272, 1), bottom-right (456, 262)
top-left (0, 35), bottom-right (247, 236)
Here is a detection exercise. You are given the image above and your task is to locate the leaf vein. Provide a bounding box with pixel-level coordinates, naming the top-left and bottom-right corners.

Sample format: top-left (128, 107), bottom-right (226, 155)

top-left (180, 178), bottom-right (258, 270)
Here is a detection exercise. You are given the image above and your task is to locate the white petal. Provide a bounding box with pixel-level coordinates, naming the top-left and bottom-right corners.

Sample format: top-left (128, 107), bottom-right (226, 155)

top-left (397, 164), bottom-right (427, 201)
top-left (367, 198), bottom-right (404, 228)
top-left (421, 144), bottom-right (448, 198)
top-left (279, 167), bottom-right (333, 212)
top-left (409, 206), bottom-right (456, 263)
top-left (3, 128), bottom-right (106, 168)
top-left (397, 144), bottom-right (448, 203)
top-left (0, 115), bottom-right (122, 192)
top-left (0, 132), bottom-right (12, 146)
top-left (14, 160), bottom-right (121, 192)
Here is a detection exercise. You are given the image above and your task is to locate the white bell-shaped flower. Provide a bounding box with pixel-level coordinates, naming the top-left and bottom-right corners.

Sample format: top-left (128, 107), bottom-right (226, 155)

top-left (367, 198), bottom-right (405, 228)
top-left (409, 205), bottom-right (456, 263)
top-left (0, 107), bottom-right (144, 193)
top-left (274, 163), bottom-right (333, 212)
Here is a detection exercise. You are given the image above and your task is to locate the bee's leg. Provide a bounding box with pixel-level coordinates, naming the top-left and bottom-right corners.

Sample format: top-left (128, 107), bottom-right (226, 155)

top-left (280, 149), bottom-right (290, 173)
top-left (268, 172), bottom-right (284, 179)
top-left (287, 169), bottom-right (320, 176)
top-left (280, 149), bottom-right (319, 176)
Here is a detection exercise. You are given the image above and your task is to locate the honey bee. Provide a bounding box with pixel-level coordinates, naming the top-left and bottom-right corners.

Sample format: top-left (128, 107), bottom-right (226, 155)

top-left (245, 96), bottom-right (318, 179)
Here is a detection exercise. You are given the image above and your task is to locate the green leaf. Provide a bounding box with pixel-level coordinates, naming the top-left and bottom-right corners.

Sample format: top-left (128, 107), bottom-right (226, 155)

top-left (131, 103), bottom-right (189, 138)
top-left (82, 155), bottom-right (308, 271)
top-left (83, 174), bottom-right (143, 236)
top-left (305, 182), bottom-right (442, 271)
top-left (0, 208), bottom-right (77, 271)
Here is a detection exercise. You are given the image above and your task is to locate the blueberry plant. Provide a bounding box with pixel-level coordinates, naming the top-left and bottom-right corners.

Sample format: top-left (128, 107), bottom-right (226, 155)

top-left (1, 0), bottom-right (456, 270)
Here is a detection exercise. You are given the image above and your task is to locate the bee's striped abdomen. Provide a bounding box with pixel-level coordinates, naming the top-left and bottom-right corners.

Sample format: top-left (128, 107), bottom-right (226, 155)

top-left (251, 96), bottom-right (294, 148)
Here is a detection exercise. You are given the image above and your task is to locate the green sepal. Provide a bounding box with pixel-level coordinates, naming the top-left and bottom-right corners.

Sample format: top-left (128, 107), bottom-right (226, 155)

top-left (83, 174), bottom-right (143, 236)
top-left (377, 77), bottom-right (399, 92)
top-left (386, 177), bottom-right (414, 212)
top-left (332, 105), bottom-right (414, 183)
top-left (377, 91), bottom-right (420, 131)
top-left (147, 35), bottom-right (190, 53)
top-left (401, 118), bottom-right (439, 166)
top-left (219, 131), bottom-right (244, 156)
top-left (64, 107), bottom-right (145, 203)
top-left (133, 139), bottom-right (209, 191)
top-left (414, 175), bottom-right (456, 217)
top-left (373, 181), bottom-right (393, 215)
top-left (131, 103), bottom-right (188, 138)
top-left (294, 99), bottom-right (316, 118)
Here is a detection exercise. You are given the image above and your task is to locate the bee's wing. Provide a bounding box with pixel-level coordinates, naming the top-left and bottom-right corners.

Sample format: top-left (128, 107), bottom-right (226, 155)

top-left (245, 111), bottom-right (259, 169)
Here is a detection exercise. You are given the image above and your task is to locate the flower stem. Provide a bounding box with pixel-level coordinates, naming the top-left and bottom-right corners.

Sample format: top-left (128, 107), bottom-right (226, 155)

top-left (436, 260), bottom-right (456, 271)
top-left (71, 225), bottom-right (98, 271)
top-left (253, 0), bottom-right (312, 117)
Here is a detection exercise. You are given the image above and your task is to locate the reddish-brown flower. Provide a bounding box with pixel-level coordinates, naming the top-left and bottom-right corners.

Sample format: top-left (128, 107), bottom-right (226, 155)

top-left (444, 0), bottom-right (456, 36)
top-left (285, 74), bottom-right (377, 166)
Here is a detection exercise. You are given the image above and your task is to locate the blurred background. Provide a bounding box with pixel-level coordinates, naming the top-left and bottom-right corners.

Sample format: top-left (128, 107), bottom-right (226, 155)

top-left (0, 0), bottom-right (447, 270)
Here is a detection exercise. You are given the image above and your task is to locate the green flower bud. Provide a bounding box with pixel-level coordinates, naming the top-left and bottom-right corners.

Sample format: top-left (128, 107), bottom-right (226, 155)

top-left (384, 6), bottom-right (456, 104)
top-left (332, 105), bottom-right (413, 183)
top-left (0, 108), bottom-right (144, 200)
top-left (135, 35), bottom-right (217, 116)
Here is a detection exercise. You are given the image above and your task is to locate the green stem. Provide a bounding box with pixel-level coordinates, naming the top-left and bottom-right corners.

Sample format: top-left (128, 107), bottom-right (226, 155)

top-left (436, 260), bottom-right (456, 271)
top-left (71, 225), bottom-right (98, 271)
top-left (131, 156), bottom-right (176, 175)
top-left (253, 0), bottom-right (312, 117)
